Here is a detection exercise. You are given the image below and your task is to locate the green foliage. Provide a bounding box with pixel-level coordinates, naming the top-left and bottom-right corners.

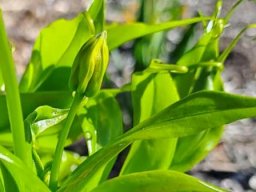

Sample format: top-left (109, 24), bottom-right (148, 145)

top-left (0, 0), bottom-right (255, 191)
top-left (91, 170), bottom-right (225, 192)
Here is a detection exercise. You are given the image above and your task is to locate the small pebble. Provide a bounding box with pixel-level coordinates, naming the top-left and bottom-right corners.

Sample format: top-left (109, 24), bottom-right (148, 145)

top-left (249, 175), bottom-right (256, 190)
top-left (220, 178), bottom-right (244, 192)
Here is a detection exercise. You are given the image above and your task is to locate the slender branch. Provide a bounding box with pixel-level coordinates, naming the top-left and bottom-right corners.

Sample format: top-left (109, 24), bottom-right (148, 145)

top-left (0, 10), bottom-right (32, 166)
top-left (49, 92), bottom-right (84, 191)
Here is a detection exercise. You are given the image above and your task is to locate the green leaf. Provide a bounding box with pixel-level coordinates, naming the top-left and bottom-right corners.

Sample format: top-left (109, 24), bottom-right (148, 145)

top-left (171, 125), bottom-right (224, 171)
top-left (0, 145), bottom-right (50, 192)
top-left (80, 91), bottom-right (123, 154)
top-left (0, 163), bottom-right (19, 192)
top-left (88, 0), bottom-right (105, 33)
top-left (26, 106), bottom-right (68, 138)
top-left (59, 91), bottom-right (256, 191)
top-left (0, 91), bottom-right (72, 131)
top-left (76, 91), bottom-right (123, 188)
top-left (169, 22), bottom-right (198, 63)
top-left (0, 76), bottom-right (3, 91)
top-left (24, 105), bottom-right (69, 155)
top-left (121, 72), bottom-right (179, 174)
top-left (107, 17), bottom-right (210, 50)
top-left (134, 0), bottom-right (182, 71)
top-left (172, 13), bottom-right (226, 171)
top-left (19, 12), bottom-right (95, 92)
top-left (173, 32), bottom-right (213, 98)
top-left (91, 170), bottom-right (226, 192)
top-left (218, 24), bottom-right (256, 63)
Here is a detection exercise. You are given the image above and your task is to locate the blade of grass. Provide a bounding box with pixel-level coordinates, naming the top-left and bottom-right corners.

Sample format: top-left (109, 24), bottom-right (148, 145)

top-left (0, 10), bottom-right (32, 167)
top-left (218, 24), bottom-right (256, 63)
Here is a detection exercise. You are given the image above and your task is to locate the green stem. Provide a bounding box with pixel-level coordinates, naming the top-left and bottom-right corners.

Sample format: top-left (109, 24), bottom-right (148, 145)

top-left (0, 10), bottom-right (32, 166)
top-left (49, 92), bottom-right (84, 191)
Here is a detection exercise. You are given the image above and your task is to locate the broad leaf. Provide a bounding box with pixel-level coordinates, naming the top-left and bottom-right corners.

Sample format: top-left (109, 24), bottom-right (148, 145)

top-left (0, 163), bottom-right (19, 192)
top-left (121, 72), bottom-right (179, 174)
top-left (0, 92), bottom-right (72, 131)
top-left (172, 8), bottom-right (225, 170)
top-left (26, 106), bottom-right (68, 138)
top-left (59, 91), bottom-right (256, 191)
top-left (80, 91), bottom-right (123, 154)
top-left (19, 12), bottom-right (95, 92)
top-left (0, 145), bottom-right (50, 192)
top-left (76, 91), bottom-right (123, 188)
top-left (91, 170), bottom-right (225, 192)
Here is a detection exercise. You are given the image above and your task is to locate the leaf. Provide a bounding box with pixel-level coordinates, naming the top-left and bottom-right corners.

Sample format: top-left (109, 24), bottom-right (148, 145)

top-left (88, 0), bottom-right (105, 33)
top-left (172, 13), bottom-right (226, 171)
top-left (107, 17), bottom-right (210, 50)
top-left (19, 12), bottom-right (95, 92)
top-left (24, 105), bottom-right (69, 155)
top-left (0, 163), bottom-right (19, 192)
top-left (171, 125), bottom-right (224, 171)
top-left (91, 170), bottom-right (226, 192)
top-left (76, 91), bottom-right (123, 188)
top-left (218, 24), bottom-right (256, 63)
top-left (0, 76), bottom-right (3, 91)
top-left (169, 22), bottom-right (198, 63)
top-left (19, 16), bottom-right (208, 92)
top-left (171, 70), bottom-right (224, 172)
top-left (26, 106), bottom-right (68, 137)
top-left (0, 145), bottom-right (50, 192)
top-left (0, 91), bottom-right (72, 131)
top-left (121, 72), bottom-right (179, 174)
top-left (80, 91), bottom-right (123, 154)
top-left (59, 91), bottom-right (256, 191)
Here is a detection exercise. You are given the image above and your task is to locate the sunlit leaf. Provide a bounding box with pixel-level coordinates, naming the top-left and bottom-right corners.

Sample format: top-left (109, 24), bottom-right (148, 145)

top-left (0, 145), bottom-right (50, 192)
top-left (20, 12), bottom-right (95, 92)
top-left (107, 17), bottom-right (210, 50)
top-left (88, 0), bottom-right (104, 33)
top-left (59, 91), bottom-right (256, 191)
top-left (121, 72), bottom-right (179, 174)
top-left (76, 91), bottom-right (123, 188)
top-left (0, 91), bottom-right (72, 131)
top-left (91, 170), bottom-right (226, 192)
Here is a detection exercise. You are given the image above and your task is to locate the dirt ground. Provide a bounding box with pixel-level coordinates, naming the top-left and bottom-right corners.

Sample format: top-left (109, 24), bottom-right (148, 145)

top-left (1, 0), bottom-right (256, 191)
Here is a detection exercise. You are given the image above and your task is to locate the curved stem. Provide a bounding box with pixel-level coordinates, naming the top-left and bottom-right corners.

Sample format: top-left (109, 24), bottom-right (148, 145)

top-left (49, 92), bottom-right (84, 191)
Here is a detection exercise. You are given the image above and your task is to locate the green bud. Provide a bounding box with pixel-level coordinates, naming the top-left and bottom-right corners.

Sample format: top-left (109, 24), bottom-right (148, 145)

top-left (69, 31), bottom-right (109, 97)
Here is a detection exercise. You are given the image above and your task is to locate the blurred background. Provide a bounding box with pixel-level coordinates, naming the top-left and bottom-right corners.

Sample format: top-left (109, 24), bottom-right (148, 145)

top-left (1, 0), bottom-right (256, 191)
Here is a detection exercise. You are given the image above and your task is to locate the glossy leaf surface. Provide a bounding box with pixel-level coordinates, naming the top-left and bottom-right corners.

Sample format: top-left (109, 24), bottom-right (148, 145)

top-left (121, 72), bottom-right (179, 174)
top-left (0, 92), bottom-right (72, 131)
top-left (76, 91), bottom-right (123, 189)
top-left (59, 91), bottom-right (256, 191)
top-left (91, 170), bottom-right (225, 192)
top-left (0, 145), bottom-right (50, 192)
top-left (19, 12), bottom-right (95, 92)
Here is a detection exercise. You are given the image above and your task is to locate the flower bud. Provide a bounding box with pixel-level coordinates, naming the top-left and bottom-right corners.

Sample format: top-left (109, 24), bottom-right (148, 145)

top-left (69, 31), bottom-right (109, 97)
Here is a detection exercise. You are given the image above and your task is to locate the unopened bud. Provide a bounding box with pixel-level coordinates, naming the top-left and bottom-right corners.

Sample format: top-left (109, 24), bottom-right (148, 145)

top-left (69, 31), bottom-right (109, 97)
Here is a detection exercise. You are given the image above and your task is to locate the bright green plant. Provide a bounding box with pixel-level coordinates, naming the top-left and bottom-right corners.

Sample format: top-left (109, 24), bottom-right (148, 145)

top-left (0, 0), bottom-right (255, 191)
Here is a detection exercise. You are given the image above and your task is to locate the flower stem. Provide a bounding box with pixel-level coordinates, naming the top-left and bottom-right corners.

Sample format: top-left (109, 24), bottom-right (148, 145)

top-left (0, 10), bottom-right (32, 166)
top-left (49, 92), bottom-right (84, 191)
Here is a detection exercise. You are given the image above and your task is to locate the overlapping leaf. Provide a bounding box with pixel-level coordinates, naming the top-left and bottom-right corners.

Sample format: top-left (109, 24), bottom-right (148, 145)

top-left (91, 170), bottom-right (225, 192)
top-left (0, 145), bottom-right (50, 192)
top-left (59, 91), bottom-right (256, 191)
top-left (121, 72), bottom-right (179, 174)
